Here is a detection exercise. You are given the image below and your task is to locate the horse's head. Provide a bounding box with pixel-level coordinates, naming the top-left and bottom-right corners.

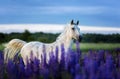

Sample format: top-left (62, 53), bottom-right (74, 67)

top-left (67, 20), bottom-right (82, 42)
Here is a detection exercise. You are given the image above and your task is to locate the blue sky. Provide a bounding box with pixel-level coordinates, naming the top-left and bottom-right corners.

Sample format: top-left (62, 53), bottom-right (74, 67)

top-left (0, 0), bottom-right (120, 27)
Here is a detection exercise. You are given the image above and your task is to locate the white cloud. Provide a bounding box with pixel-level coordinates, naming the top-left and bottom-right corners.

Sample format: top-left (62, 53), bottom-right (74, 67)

top-left (0, 24), bottom-right (120, 34)
top-left (80, 26), bottom-right (120, 34)
top-left (38, 6), bottom-right (105, 14)
top-left (0, 6), bottom-right (106, 15)
top-left (1, 5), bottom-right (120, 17)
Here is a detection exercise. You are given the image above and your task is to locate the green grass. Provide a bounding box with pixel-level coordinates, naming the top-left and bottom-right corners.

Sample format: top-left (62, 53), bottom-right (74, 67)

top-left (0, 44), bottom-right (5, 51)
top-left (73, 43), bottom-right (120, 52)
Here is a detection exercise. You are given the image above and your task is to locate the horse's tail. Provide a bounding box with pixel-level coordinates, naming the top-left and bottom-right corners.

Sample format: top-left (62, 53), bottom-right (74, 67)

top-left (4, 39), bottom-right (27, 63)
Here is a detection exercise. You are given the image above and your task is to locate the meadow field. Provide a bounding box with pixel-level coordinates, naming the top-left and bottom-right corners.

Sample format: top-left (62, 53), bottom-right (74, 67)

top-left (75, 43), bottom-right (120, 52)
top-left (0, 43), bottom-right (120, 52)
top-left (0, 41), bottom-right (120, 79)
top-left (0, 42), bottom-right (120, 79)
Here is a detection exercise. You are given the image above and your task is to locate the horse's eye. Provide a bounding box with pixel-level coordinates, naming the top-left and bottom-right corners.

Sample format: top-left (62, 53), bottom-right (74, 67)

top-left (72, 27), bottom-right (75, 30)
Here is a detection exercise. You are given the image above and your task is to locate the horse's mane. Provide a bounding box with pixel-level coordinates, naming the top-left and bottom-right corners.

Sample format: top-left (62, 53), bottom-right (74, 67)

top-left (56, 24), bottom-right (69, 41)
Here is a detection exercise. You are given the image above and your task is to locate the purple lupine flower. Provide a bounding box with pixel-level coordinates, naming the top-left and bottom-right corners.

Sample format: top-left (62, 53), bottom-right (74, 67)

top-left (48, 50), bottom-right (60, 79)
top-left (69, 52), bottom-right (77, 78)
top-left (55, 46), bottom-right (59, 63)
top-left (97, 50), bottom-right (105, 60)
top-left (13, 51), bottom-right (20, 64)
top-left (117, 70), bottom-right (120, 79)
top-left (24, 57), bottom-right (33, 79)
top-left (60, 44), bottom-right (65, 71)
top-left (70, 51), bottom-right (77, 66)
top-left (17, 58), bottom-right (25, 79)
top-left (6, 59), bottom-right (18, 79)
top-left (0, 51), bottom-right (4, 79)
top-left (30, 51), bottom-right (34, 62)
top-left (115, 48), bottom-right (120, 52)
top-left (76, 41), bottom-right (81, 54)
top-left (32, 57), bottom-right (40, 79)
top-left (85, 58), bottom-right (92, 72)
top-left (65, 50), bottom-right (71, 72)
top-left (42, 45), bottom-right (47, 67)
top-left (96, 50), bottom-right (105, 66)
top-left (40, 68), bottom-right (49, 79)
top-left (104, 53), bottom-right (115, 79)
top-left (74, 63), bottom-right (82, 79)
top-left (118, 54), bottom-right (120, 68)
top-left (70, 67), bottom-right (75, 78)
top-left (75, 41), bottom-right (82, 65)
top-left (1, 42), bottom-right (120, 79)
top-left (74, 74), bottom-right (82, 79)
top-left (89, 73), bottom-right (98, 79)
top-left (83, 51), bottom-right (100, 79)
top-left (98, 63), bottom-right (106, 79)
top-left (98, 51), bottom-right (115, 79)
top-left (75, 63), bottom-right (80, 74)
top-left (105, 53), bottom-right (114, 70)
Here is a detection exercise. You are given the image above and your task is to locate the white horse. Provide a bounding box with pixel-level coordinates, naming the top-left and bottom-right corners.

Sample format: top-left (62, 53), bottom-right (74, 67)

top-left (4, 20), bottom-right (82, 64)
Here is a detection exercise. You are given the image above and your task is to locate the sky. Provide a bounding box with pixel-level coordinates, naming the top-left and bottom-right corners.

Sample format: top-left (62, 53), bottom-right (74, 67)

top-left (0, 0), bottom-right (120, 33)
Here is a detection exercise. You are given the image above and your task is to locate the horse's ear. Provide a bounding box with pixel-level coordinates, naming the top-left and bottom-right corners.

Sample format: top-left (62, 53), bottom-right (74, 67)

top-left (71, 20), bottom-right (74, 25)
top-left (77, 20), bottom-right (79, 25)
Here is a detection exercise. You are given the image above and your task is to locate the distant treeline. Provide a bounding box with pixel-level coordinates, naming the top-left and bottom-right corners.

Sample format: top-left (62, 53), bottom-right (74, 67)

top-left (0, 30), bottom-right (120, 44)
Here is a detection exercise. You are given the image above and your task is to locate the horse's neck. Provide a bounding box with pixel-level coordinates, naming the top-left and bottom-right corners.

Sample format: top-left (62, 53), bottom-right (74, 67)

top-left (55, 30), bottom-right (73, 51)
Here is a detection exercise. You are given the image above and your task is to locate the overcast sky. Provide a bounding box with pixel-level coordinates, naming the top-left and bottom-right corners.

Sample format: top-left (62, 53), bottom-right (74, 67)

top-left (0, 0), bottom-right (120, 33)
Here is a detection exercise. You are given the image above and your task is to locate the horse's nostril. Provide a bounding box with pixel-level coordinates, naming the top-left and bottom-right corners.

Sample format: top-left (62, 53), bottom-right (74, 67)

top-left (79, 36), bottom-right (82, 42)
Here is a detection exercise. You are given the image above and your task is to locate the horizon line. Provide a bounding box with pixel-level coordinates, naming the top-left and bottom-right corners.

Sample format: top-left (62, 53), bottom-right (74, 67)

top-left (0, 24), bottom-right (120, 34)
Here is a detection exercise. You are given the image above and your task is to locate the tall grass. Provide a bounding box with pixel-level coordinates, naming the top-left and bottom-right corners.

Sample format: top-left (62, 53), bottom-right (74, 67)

top-left (73, 43), bottom-right (120, 52)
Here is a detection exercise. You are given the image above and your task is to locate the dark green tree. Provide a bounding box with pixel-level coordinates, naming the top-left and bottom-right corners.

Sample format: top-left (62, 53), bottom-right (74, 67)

top-left (21, 30), bottom-right (33, 41)
top-left (0, 33), bottom-right (5, 44)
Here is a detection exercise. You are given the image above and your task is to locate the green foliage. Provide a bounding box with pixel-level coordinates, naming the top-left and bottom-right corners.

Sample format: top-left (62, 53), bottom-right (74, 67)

top-left (21, 30), bottom-right (33, 41)
top-left (0, 30), bottom-right (120, 44)
top-left (0, 33), bottom-right (6, 43)
top-left (82, 33), bottom-right (120, 43)
top-left (31, 32), bottom-right (58, 43)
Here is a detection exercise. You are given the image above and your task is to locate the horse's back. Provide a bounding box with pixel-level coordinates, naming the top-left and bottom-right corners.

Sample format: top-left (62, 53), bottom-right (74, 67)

top-left (20, 41), bottom-right (53, 53)
top-left (20, 41), bottom-right (55, 64)
top-left (20, 41), bottom-right (44, 63)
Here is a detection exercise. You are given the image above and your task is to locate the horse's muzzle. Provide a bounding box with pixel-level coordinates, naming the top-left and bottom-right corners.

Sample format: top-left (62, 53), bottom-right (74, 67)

top-left (78, 35), bottom-right (82, 42)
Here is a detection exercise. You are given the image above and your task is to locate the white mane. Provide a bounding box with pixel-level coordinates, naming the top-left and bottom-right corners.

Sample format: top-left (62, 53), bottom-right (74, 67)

top-left (56, 24), bottom-right (71, 41)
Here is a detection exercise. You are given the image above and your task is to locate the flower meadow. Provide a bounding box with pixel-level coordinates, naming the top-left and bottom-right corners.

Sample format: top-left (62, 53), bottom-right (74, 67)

top-left (0, 43), bottom-right (120, 79)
